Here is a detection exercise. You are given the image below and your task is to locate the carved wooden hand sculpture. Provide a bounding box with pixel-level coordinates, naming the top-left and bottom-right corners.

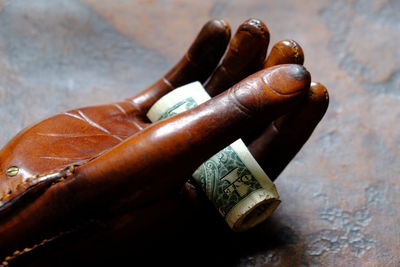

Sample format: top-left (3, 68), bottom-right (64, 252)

top-left (0, 19), bottom-right (328, 266)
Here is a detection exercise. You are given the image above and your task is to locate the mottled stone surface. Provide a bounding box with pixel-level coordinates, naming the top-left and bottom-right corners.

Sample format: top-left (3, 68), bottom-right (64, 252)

top-left (0, 0), bottom-right (399, 266)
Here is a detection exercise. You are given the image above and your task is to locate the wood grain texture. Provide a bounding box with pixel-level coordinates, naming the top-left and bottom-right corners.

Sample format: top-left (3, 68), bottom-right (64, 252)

top-left (0, 0), bottom-right (399, 266)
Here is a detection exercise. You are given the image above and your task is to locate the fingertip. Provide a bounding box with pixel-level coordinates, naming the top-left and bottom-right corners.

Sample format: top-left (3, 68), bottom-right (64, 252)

top-left (265, 39), bottom-right (304, 68)
top-left (240, 18), bottom-right (270, 42)
top-left (187, 19), bottom-right (231, 66)
top-left (262, 64), bottom-right (311, 96)
top-left (204, 18), bottom-right (270, 96)
top-left (309, 81), bottom-right (329, 117)
top-left (204, 19), bottom-right (231, 39)
top-left (229, 65), bottom-right (311, 120)
top-left (273, 81), bottom-right (329, 132)
top-left (310, 82), bottom-right (329, 101)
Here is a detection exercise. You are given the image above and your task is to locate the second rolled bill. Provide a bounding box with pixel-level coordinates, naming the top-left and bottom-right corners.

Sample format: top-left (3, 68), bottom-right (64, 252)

top-left (147, 81), bottom-right (280, 231)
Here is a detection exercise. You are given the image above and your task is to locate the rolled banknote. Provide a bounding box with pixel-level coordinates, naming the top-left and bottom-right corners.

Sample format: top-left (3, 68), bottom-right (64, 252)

top-left (147, 81), bottom-right (280, 231)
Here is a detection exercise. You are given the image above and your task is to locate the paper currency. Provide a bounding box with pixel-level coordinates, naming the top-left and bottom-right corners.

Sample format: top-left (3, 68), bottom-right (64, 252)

top-left (147, 81), bottom-right (280, 231)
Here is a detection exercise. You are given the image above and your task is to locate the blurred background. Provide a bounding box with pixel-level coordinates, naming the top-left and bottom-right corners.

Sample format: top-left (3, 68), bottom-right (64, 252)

top-left (0, 0), bottom-right (399, 266)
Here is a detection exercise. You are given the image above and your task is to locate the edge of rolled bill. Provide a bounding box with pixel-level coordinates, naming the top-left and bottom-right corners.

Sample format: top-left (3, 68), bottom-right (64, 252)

top-left (147, 82), bottom-right (281, 232)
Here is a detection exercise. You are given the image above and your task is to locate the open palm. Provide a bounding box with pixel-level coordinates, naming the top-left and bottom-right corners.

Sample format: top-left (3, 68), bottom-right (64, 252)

top-left (0, 19), bottom-right (328, 266)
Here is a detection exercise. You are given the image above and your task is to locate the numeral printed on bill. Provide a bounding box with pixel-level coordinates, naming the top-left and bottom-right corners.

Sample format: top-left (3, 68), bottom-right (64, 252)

top-left (147, 82), bottom-right (280, 231)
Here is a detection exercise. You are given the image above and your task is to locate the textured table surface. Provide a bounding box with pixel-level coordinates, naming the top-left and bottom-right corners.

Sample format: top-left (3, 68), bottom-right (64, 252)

top-left (0, 0), bottom-right (399, 266)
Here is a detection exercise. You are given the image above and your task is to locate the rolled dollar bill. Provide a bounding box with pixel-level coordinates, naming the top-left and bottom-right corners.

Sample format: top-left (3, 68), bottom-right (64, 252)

top-left (147, 81), bottom-right (280, 231)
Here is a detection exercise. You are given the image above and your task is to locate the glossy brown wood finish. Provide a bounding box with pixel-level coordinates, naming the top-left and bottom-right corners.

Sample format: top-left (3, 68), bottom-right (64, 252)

top-left (249, 82), bottom-right (329, 179)
top-left (205, 18), bottom-right (270, 96)
top-left (0, 62), bottom-right (311, 264)
top-left (130, 19), bottom-right (231, 114)
top-left (264, 39), bottom-right (305, 68)
top-left (0, 1), bottom-right (397, 266)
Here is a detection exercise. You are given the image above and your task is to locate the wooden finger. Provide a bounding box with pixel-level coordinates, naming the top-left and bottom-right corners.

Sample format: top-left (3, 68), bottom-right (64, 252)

top-left (248, 82), bottom-right (329, 180)
top-left (204, 18), bottom-right (270, 96)
top-left (264, 39), bottom-right (304, 68)
top-left (130, 19), bottom-right (231, 114)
